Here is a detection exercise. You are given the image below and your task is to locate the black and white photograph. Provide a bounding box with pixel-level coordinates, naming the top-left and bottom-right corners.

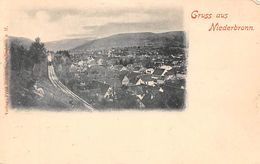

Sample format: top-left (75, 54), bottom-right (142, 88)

top-left (7, 7), bottom-right (187, 111)
top-left (2, 1), bottom-right (260, 164)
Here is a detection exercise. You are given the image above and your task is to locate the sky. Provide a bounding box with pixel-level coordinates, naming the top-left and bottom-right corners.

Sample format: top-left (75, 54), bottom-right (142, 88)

top-left (3, 0), bottom-right (183, 42)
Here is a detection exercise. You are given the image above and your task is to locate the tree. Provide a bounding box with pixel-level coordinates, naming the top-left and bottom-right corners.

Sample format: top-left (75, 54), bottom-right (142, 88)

top-left (29, 37), bottom-right (46, 64)
top-left (9, 41), bottom-right (32, 73)
top-left (10, 41), bottom-right (22, 71)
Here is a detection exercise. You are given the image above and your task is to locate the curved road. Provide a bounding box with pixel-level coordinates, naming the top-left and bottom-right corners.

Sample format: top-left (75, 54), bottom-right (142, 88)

top-left (47, 55), bottom-right (94, 111)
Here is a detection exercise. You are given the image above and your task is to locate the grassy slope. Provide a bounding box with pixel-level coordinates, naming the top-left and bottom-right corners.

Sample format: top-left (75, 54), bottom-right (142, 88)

top-left (9, 71), bottom-right (84, 111)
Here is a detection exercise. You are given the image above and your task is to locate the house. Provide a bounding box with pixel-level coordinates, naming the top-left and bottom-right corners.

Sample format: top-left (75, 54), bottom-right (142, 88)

top-left (119, 71), bottom-right (140, 86)
top-left (141, 91), bottom-right (158, 106)
top-left (74, 73), bottom-right (80, 79)
top-left (160, 65), bottom-right (172, 71)
top-left (77, 81), bottom-right (86, 90)
top-left (118, 69), bottom-right (128, 80)
top-left (113, 65), bottom-right (124, 71)
top-left (127, 64), bottom-right (134, 70)
top-left (136, 74), bottom-right (155, 86)
top-left (159, 87), bottom-right (164, 92)
top-left (122, 76), bottom-right (130, 86)
top-left (104, 87), bottom-right (114, 99)
top-left (127, 72), bottom-right (141, 85)
top-left (156, 78), bottom-right (165, 85)
top-left (80, 81), bottom-right (85, 86)
top-left (120, 66), bottom-right (128, 72)
top-left (145, 68), bottom-right (155, 74)
top-left (84, 80), bottom-right (111, 98)
top-left (87, 57), bottom-right (96, 66)
top-left (152, 68), bottom-right (165, 79)
top-left (142, 85), bottom-right (160, 94)
top-left (133, 66), bottom-right (142, 73)
top-left (78, 60), bottom-right (84, 66)
top-left (128, 85), bottom-right (145, 100)
top-left (176, 73), bottom-right (186, 79)
top-left (164, 69), bottom-right (176, 80)
top-left (97, 58), bottom-right (104, 65)
top-left (141, 86), bottom-right (163, 108)
top-left (164, 69), bottom-right (176, 76)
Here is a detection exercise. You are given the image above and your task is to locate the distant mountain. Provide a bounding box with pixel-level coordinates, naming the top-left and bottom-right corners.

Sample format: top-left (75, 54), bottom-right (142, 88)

top-left (72, 31), bottom-right (186, 51)
top-left (45, 38), bottom-right (92, 51)
top-left (8, 36), bottom-right (33, 49)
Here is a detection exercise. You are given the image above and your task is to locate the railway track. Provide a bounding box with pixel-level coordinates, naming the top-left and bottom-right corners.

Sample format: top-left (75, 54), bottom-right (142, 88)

top-left (47, 61), bottom-right (94, 111)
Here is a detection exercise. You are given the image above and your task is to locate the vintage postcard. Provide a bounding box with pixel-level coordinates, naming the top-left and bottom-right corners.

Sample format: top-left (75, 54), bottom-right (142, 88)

top-left (0, 0), bottom-right (260, 163)
top-left (2, 1), bottom-right (187, 112)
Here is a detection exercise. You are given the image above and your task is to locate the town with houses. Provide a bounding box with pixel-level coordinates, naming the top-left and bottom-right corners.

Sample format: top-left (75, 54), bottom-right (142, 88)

top-left (53, 45), bottom-right (187, 109)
